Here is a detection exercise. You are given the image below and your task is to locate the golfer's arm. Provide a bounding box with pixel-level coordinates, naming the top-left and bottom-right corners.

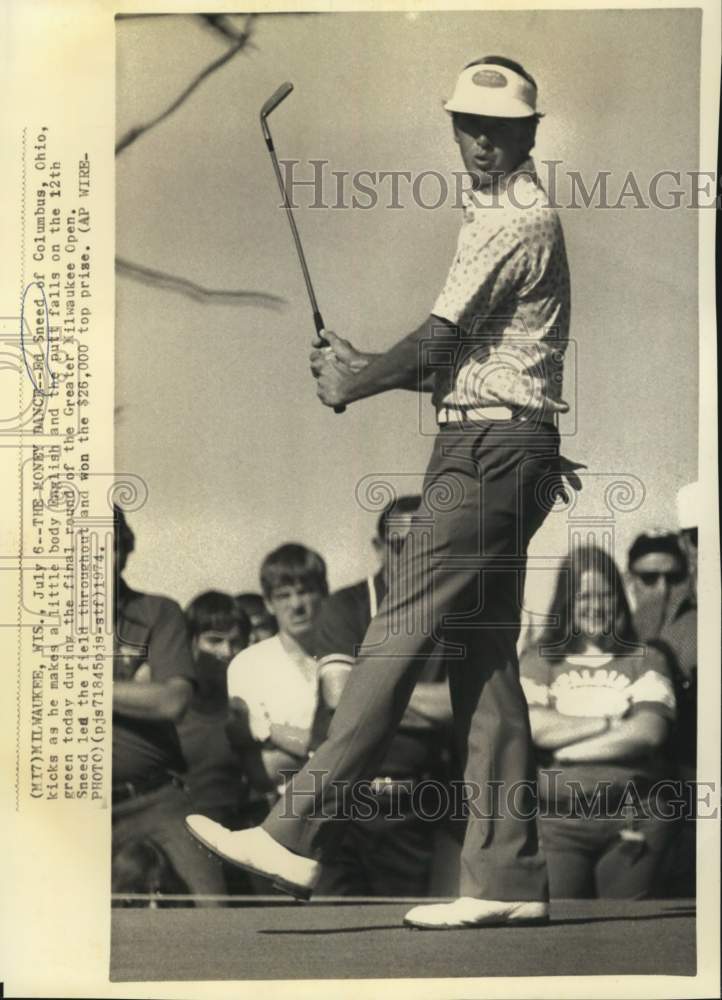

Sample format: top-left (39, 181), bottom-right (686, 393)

top-left (355, 353), bottom-right (434, 393)
top-left (345, 316), bottom-right (447, 401)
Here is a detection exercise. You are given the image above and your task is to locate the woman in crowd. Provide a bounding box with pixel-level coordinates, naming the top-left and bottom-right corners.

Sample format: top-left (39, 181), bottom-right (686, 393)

top-left (520, 544), bottom-right (677, 898)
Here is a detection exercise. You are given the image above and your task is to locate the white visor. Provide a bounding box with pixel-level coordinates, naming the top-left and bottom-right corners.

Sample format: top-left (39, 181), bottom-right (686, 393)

top-left (444, 63), bottom-right (537, 118)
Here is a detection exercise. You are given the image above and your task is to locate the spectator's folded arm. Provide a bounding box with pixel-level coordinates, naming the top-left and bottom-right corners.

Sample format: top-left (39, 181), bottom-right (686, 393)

top-left (553, 709), bottom-right (669, 763)
top-left (268, 722), bottom-right (312, 759)
top-left (528, 705), bottom-right (610, 751)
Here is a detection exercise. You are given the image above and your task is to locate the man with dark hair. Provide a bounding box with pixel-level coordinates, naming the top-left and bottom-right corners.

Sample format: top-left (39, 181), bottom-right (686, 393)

top-left (234, 592), bottom-right (278, 645)
top-left (224, 544), bottom-right (328, 803)
top-left (185, 590), bottom-right (251, 651)
top-left (188, 56), bottom-right (574, 928)
top-left (627, 531), bottom-right (687, 642)
top-left (177, 591), bottom-right (250, 827)
top-left (311, 496), bottom-right (453, 896)
top-left (259, 543), bottom-right (329, 602)
top-left (112, 509), bottom-right (226, 900)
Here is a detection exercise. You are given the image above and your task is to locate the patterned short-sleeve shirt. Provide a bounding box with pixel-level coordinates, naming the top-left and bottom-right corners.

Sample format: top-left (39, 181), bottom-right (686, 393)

top-left (432, 158), bottom-right (570, 411)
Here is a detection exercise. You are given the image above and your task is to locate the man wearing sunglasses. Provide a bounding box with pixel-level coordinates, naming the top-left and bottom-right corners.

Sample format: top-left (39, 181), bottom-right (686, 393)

top-left (627, 530), bottom-right (688, 642)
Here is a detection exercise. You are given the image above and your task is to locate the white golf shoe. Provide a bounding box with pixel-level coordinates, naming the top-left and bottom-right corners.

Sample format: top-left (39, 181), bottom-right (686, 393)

top-left (403, 897), bottom-right (549, 929)
top-left (185, 815), bottom-right (320, 900)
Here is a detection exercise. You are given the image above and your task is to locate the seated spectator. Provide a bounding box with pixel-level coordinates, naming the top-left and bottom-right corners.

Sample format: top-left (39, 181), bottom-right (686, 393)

top-left (520, 543), bottom-right (677, 899)
top-left (627, 530), bottom-right (687, 642)
top-left (177, 591), bottom-right (251, 828)
top-left (311, 495), bottom-right (454, 898)
top-left (112, 508), bottom-right (226, 902)
top-left (234, 592), bottom-right (278, 645)
top-left (226, 544), bottom-right (328, 815)
top-left (112, 836), bottom-right (191, 908)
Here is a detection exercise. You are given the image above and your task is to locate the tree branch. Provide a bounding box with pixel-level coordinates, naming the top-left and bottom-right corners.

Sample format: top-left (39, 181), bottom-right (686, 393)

top-left (115, 14), bottom-right (256, 156)
top-left (116, 256), bottom-right (284, 309)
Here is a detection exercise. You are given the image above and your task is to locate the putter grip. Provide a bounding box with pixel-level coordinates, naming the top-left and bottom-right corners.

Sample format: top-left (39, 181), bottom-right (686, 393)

top-left (314, 311), bottom-right (345, 415)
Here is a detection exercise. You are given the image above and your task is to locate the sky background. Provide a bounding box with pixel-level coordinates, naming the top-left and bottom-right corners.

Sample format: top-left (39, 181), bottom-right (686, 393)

top-left (116, 8), bottom-right (700, 615)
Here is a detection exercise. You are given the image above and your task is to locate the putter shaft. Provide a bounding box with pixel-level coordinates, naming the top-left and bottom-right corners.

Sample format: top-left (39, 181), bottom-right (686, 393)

top-left (260, 83), bottom-right (345, 413)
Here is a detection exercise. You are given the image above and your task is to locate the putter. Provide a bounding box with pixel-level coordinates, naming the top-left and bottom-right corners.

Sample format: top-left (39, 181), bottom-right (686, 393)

top-left (260, 82), bottom-right (345, 414)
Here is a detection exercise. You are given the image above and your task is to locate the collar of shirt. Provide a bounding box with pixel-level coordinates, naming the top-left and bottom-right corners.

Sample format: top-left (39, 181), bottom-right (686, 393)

top-left (460, 156), bottom-right (540, 216)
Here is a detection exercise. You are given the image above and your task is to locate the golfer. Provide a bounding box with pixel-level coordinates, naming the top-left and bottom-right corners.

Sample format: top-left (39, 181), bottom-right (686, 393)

top-left (189, 55), bottom-right (573, 929)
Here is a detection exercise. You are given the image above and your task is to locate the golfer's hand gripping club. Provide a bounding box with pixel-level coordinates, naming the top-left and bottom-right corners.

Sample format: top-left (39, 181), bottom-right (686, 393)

top-left (260, 82), bottom-right (345, 414)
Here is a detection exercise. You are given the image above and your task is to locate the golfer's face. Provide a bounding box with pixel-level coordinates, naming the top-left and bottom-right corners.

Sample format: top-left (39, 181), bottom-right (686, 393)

top-left (453, 114), bottom-right (529, 189)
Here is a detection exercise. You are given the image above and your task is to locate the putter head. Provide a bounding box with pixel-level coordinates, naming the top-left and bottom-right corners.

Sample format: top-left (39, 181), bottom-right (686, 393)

top-left (260, 82), bottom-right (293, 122)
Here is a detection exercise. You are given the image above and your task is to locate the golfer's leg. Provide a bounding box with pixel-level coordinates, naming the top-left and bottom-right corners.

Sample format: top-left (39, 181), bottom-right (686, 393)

top-left (450, 602), bottom-right (548, 902)
top-left (265, 560), bottom-right (477, 859)
top-left (264, 431), bottom-right (483, 860)
top-left (450, 420), bottom-right (560, 901)
top-left (265, 623), bottom-right (432, 859)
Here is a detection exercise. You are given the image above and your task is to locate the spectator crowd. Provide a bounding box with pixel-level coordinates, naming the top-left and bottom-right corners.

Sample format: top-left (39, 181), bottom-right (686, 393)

top-left (111, 482), bottom-right (699, 906)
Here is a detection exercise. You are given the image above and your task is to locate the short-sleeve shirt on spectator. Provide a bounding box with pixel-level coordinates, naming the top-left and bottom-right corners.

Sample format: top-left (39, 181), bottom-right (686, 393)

top-left (520, 644), bottom-right (676, 798)
top-left (431, 158), bottom-right (570, 411)
top-left (113, 580), bottom-right (196, 783)
top-left (226, 635), bottom-right (319, 744)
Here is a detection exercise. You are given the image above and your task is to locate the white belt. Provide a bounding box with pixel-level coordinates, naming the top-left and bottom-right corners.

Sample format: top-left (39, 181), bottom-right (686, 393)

top-left (437, 404), bottom-right (516, 425)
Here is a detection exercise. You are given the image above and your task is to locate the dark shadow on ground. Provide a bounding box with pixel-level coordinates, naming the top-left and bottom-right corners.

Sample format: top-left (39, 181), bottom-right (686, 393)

top-left (258, 907), bottom-right (695, 935)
